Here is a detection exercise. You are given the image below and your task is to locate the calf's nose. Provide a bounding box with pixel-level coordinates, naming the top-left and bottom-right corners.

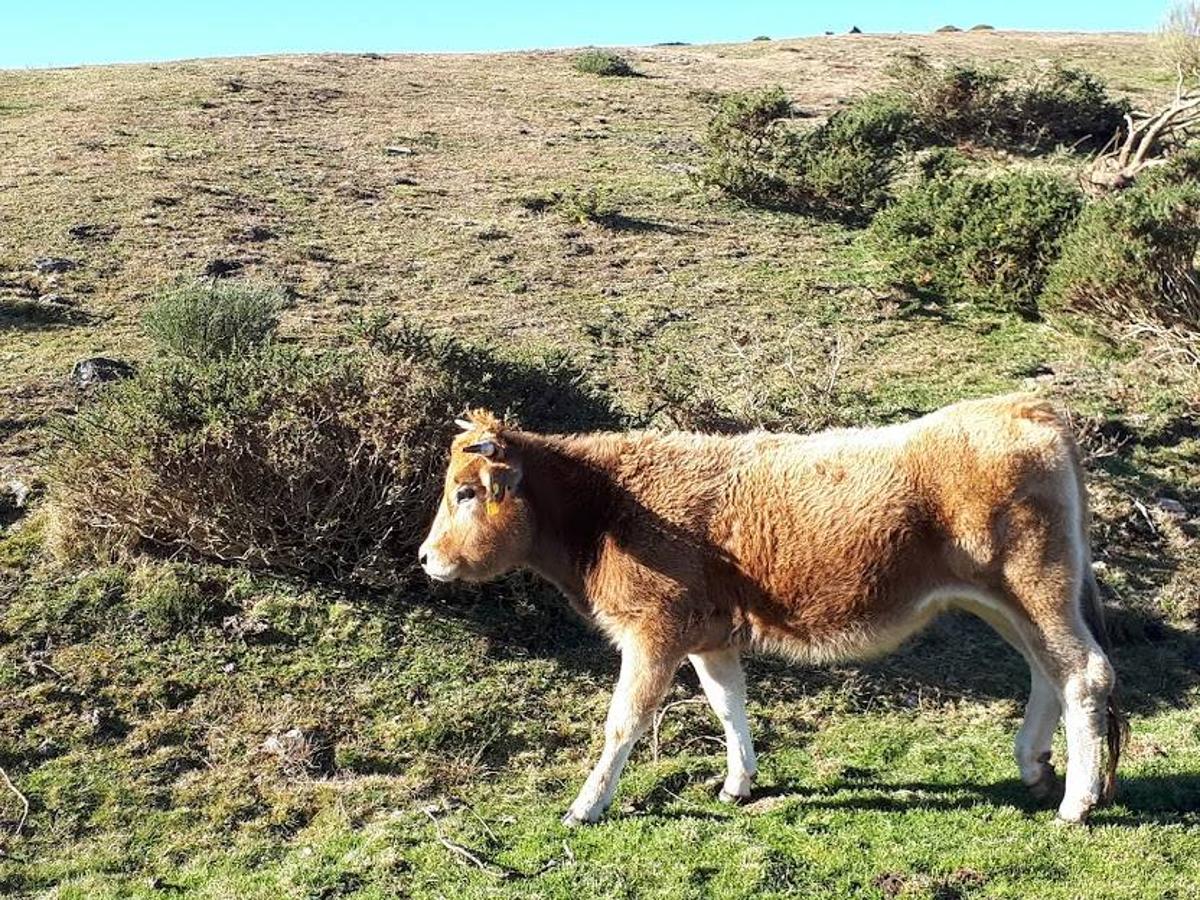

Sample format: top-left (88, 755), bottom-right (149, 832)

top-left (418, 551), bottom-right (429, 567)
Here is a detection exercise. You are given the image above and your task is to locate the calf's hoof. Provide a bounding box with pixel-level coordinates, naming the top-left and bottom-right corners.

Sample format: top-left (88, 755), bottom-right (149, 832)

top-left (1054, 811), bottom-right (1089, 827)
top-left (1055, 797), bottom-right (1096, 827)
top-left (561, 809), bottom-right (598, 828)
top-left (1027, 762), bottom-right (1060, 802)
top-left (718, 787), bottom-right (751, 805)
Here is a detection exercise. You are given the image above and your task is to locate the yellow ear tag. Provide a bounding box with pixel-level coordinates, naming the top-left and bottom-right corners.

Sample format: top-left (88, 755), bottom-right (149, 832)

top-left (486, 483), bottom-right (505, 516)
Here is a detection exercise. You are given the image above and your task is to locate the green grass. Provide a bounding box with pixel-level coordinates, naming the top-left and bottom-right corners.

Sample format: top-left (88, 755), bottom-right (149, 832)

top-left (2, 531), bottom-right (1198, 898)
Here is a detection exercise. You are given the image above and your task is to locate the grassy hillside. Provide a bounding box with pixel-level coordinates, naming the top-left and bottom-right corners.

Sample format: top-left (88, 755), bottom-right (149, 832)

top-left (2, 31), bottom-right (1199, 898)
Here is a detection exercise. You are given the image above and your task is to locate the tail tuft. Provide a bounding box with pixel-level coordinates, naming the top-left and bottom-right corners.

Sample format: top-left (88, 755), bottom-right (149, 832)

top-left (1082, 570), bottom-right (1128, 806)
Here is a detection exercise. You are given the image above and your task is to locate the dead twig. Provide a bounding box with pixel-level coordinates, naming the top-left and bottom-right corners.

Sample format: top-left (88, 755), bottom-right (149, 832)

top-left (651, 697), bottom-right (710, 762)
top-left (421, 807), bottom-right (512, 879)
top-left (1, 768), bottom-right (29, 838)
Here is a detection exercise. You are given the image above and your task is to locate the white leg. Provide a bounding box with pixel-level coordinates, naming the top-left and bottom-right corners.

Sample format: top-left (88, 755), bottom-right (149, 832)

top-left (1016, 665), bottom-right (1062, 798)
top-left (960, 597), bottom-right (1062, 799)
top-left (690, 649), bottom-right (757, 802)
top-left (1056, 644), bottom-right (1114, 823)
top-left (563, 642), bottom-right (676, 827)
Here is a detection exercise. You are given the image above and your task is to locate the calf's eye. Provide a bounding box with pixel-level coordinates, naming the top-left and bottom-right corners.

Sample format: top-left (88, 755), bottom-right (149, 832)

top-left (455, 485), bottom-right (476, 504)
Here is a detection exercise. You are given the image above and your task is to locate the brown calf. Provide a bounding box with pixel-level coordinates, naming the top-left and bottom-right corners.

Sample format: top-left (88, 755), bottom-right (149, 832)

top-left (418, 394), bottom-right (1125, 826)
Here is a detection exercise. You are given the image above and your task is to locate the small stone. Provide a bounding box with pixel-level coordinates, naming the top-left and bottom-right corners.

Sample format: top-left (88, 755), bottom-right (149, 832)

top-left (33, 256), bottom-right (78, 274)
top-left (3, 479), bottom-right (31, 507)
top-left (384, 145), bottom-right (415, 156)
top-left (1156, 497), bottom-right (1188, 519)
top-left (71, 357), bottom-right (135, 388)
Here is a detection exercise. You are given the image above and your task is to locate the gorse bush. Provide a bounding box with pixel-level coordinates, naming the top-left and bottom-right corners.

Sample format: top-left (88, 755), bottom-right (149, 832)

top-left (697, 88), bottom-right (795, 206)
top-left (887, 53), bottom-right (1127, 153)
top-left (788, 94), bottom-right (919, 220)
top-left (555, 185), bottom-right (619, 225)
top-left (887, 54), bottom-right (1004, 143)
top-left (1007, 65), bottom-right (1129, 153)
top-left (49, 313), bottom-right (619, 584)
top-left (143, 281), bottom-right (285, 360)
top-left (869, 170), bottom-right (1083, 314)
top-left (698, 88), bottom-right (916, 221)
top-left (1044, 154), bottom-right (1200, 331)
top-left (573, 49), bottom-right (637, 77)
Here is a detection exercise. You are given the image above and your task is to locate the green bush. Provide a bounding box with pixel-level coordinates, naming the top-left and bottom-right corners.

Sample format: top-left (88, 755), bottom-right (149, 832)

top-left (556, 185), bottom-right (619, 225)
top-left (887, 53), bottom-right (1126, 152)
top-left (143, 281), bottom-right (284, 360)
top-left (48, 316), bottom-right (620, 584)
top-left (696, 87), bottom-right (795, 206)
top-left (1006, 65), bottom-right (1128, 153)
top-left (887, 54), bottom-right (1004, 144)
top-left (698, 88), bottom-right (917, 222)
top-left (572, 49), bottom-right (637, 77)
top-left (1044, 158), bottom-right (1200, 330)
top-left (870, 170), bottom-right (1083, 314)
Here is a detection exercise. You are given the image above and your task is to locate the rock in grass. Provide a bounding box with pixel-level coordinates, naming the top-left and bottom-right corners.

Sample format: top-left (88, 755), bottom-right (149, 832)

top-left (33, 256), bottom-right (79, 274)
top-left (71, 357), bottom-right (135, 388)
top-left (1157, 497), bottom-right (1188, 519)
top-left (1, 479), bottom-right (36, 525)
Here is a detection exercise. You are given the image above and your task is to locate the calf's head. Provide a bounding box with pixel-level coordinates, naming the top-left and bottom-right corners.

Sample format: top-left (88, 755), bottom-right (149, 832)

top-left (418, 412), bottom-right (533, 582)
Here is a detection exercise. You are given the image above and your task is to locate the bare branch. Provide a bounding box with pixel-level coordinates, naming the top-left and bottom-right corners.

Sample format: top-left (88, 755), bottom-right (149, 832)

top-left (1085, 90), bottom-right (1200, 192)
top-left (0, 768), bottom-right (29, 839)
top-left (421, 807), bottom-right (513, 879)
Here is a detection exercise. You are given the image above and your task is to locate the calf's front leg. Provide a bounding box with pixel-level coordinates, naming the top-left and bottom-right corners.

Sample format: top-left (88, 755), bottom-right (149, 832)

top-left (562, 641), bottom-right (678, 827)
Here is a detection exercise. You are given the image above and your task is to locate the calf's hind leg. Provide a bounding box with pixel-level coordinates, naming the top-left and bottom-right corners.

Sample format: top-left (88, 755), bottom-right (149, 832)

top-left (690, 648), bottom-right (757, 803)
top-left (562, 639), bottom-right (679, 827)
top-left (960, 598), bottom-right (1062, 799)
top-left (1008, 576), bottom-right (1115, 822)
top-left (1016, 667), bottom-right (1062, 799)
top-left (1038, 630), bottom-right (1115, 824)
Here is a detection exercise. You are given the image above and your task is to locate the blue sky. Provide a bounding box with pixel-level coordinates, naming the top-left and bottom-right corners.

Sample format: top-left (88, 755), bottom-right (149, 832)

top-left (2, 1), bottom-right (1161, 69)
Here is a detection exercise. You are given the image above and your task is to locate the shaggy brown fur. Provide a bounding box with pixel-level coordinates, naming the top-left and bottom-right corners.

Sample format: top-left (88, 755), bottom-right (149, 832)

top-left (419, 394), bottom-right (1124, 826)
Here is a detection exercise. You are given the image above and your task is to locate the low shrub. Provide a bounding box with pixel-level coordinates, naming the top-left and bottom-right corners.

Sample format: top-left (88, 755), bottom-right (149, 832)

top-left (698, 88), bottom-right (917, 222)
top-left (696, 87), bottom-right (795, 206)
top-left (1044, 156), bottom-right (1200, 331)
top-left (869, 170), bottom-right (1083, 314)
top-left (572, 49), bottom-right (637, 77)
top-left (47, 314), bottom-right (620, 584)
top-left (555, 185), bottom-right (619, 225)
top-left (887, 53), bottom-right (1005, 144)
top-left (887, 53), bottom-right (1127, 152)
top-left (143, 281), bottom-right (285, 360)
top-left (1006, 65), bottom-right (1128, 153)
